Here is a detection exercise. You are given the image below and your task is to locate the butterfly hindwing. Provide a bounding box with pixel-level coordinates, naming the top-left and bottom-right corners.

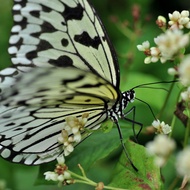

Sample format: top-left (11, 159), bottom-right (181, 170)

top-left (0, 67), bottom-right (119, 165)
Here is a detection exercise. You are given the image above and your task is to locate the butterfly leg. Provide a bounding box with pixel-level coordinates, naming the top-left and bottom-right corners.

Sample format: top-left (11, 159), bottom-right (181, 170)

top-left (123, 106), bottom-right (143, 142)
top-left (115, 121), bottom-right (138, 172)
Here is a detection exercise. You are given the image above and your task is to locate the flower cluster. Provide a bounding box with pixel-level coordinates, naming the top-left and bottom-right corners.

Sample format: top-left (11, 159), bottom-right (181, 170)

top-left (146, 135), bottom-right (176, 167)
top-left (58, 113), bottom-right (89, 156)
top-left (137, 29), bottom-right (189, 64)
top-left (137, 10), bottom-right (190, 128)
top-left (152, 120), bottom-right (172, 134)
top-left (137, 10), bottom-right (190, 65)
top-left (168, 11), bottom-right (190, 29)
top-left (44, 156), bottom-right (73, 186)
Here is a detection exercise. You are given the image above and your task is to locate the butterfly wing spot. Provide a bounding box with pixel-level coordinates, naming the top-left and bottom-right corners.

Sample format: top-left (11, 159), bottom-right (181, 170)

top-left (49, 55), bottom-right (74, 67)
top-left (0, 148), bottom-right (11, 159)
top-left (85, 99), bottom-right (91, 102)
top-left (61, 38), bottom-right (69, 47)
top-left (74, 31), bottom-right (101, 49)
top-left (62, 2), bottom-right (84, 21)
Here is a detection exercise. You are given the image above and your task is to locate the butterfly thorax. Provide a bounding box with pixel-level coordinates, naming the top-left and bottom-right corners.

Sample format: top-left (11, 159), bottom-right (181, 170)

top-left (108, 89), bottom-right (135, 122)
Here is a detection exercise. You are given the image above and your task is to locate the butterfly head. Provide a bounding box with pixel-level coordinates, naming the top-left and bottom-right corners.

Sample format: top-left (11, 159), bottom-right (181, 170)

top-left (121, 89), bottom-right (135, 109)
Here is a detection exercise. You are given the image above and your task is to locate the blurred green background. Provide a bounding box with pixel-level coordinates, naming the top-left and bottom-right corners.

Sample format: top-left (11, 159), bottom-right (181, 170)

top-left (0, 0), bottom-right (190, 189)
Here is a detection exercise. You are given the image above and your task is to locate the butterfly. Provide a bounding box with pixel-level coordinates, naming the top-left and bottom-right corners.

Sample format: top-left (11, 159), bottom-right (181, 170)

top-left (0, 0), bottom-right (138, 167)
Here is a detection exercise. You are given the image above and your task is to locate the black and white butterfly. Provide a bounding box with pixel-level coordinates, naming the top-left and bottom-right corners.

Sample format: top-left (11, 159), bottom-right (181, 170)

top-left (0, 0), bottom-right (138, 166)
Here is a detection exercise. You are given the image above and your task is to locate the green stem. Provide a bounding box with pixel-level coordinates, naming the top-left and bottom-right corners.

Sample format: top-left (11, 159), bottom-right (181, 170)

top-left (115, 21), bottom-right (136, 40)
top-left (69, 170), bottom-right (128, 190)
top-left (169, 114), bottom-right (176, 138)
top-left (183, 109), bottom-right (190, 147)
top-left (157, 77), bottom-right (176, 119)
top-left (168, 177), bottom-right (180, 190)
top-left (103, 185), bottom-right (129, 190)
top-left (69, 171), bottom-right (95, 185)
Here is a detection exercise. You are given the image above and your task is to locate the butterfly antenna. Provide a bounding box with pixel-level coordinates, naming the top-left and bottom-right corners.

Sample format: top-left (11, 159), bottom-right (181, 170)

top-left (136, 86), bottom-right (169, 92)
top-left (132, 80), bottom-right (178, 90)
top-left (115, 121), bottom-right (138, 172)
top-left (135, 97), bottom-right (157, 120)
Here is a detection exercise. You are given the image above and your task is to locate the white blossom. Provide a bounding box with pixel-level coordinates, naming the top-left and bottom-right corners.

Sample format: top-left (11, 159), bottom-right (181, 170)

top-left (57, 113), bottom-right (89, 157)
top-left (169, 10), bottom-right (190, 29)
top-left (63, 171), bottom-right (71, 179)
top-left (154, 30), bottom-right (189, 63)
top-left (179, 55), bottom-right (190, 86)
top-left (137, 41), bottom-right (161, 64)
top-left (152, 120), bottom-right (172, 134)
top-left (168, 67), bottom-right (178, 76)
top-left (144, 56), bottom-right (151, 64)
top-left (64, 144), bottom-right (74, 156)
top-left (44, 172), bottom-right (59, 181)
top-left (157, 16), bottom-right (166, 23)
top-left (181, 87), bottom-right (190, 101)
top-left (146, 135), bottom-right (176, 167)
top-left (137, 41), bottom-right (150, 51)
top-left (137, 29), bottom-right (189, 64)
top-left (176, 147), bottom-right (190, 178)
top-left (44, 155), bottom-right (72, 185)
top-left (57, 155), bottom-right (65, 165)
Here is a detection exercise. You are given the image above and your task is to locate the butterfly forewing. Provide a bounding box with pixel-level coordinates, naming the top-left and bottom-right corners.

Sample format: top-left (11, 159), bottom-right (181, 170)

top-left (9, 0), bottom-right (120, 87)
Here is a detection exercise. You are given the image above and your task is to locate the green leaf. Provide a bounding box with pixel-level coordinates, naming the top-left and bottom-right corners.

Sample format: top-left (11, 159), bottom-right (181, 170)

top-left (109, 140), bottom-right (163, 190)
top-left (100, 119), bottom-right (114, 133)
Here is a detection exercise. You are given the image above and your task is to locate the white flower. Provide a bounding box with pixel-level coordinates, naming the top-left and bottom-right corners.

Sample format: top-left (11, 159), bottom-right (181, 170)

top-left (64, 144), bottom-right (74, 156)
top-left (144, 56), bottom-right (151, 64)
top-left (169, 10), bottom-right (190, 29)
top-left (154, 30), bottom-right (189, 62)
top-left (72, 126), bottom-right (79, 134)
top-left (179, 55), bottom-right (190, 86)
top-left (157, 16), bottom-right (166, 23)
top-left (63, 171), bottom-right (71, 179)
top-left (57, 174), bottom-right (65, 182)
top-left (57, 113), bottom-right (89, 157)
top-left (149, 47), bottom-right (160, 62)
top-left (152, 120), bottom-right (172, 134)
top-left (137, 41), bottom-right (162, 64)
top-left (57, 155), bottom-right (65, 165)
top-left (156, 16), bottom-right (167, 28)
top-left (176, 147), bottom-right (190, 178)
top-left (168, 67), bottom-right (178, 76)
top-left (73, 132), bottom-right (82, 142)
top-left (44, 157), bottom-right (72, 185)
top-left (137, 41), bottom-right (150, 51)
top-left (44, 171), bottom-right (58, 181)
top-left (146, 135), bottom-right (176, 167)
top-left (181, 87), bottom-right (190, 101)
